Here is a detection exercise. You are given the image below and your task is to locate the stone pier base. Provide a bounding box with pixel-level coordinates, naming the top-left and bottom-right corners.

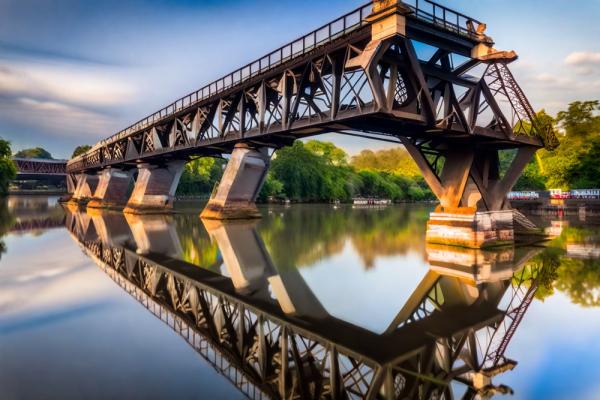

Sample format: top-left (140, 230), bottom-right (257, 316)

top-left (426, 210), bottom-right (514, 248)
top-left (123, 161), bottom-right (185, 214)
top-left (201, 144), bottom-right (270, 220)
top-left (87, 168), bottom-right (133, 210)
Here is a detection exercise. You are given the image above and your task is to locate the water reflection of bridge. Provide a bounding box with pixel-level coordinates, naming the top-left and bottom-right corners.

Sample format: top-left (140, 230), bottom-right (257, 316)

top-left (6, 196), bottom-right (66, 234)
top-left (66, 208), bottom-right (547, 399)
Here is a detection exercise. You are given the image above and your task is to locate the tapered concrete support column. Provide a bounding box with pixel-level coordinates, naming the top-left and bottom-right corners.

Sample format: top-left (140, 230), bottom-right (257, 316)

top-left (203, 219), bottom-right (329, 318)
top-left (68, 173), bottom-right (100, 205)
top-left (123, 160), bottom-right (185, 214)
top-left (87, 168), bottom-right (133, 210)
top-left (201, 144), bottom-right (270, 220)
top-left (202, 219), bottom-right (276, 297)
top-left (66, 174), bottom-right (77, 194)
top-left (87, 209), bottom-right (133, 247)
top-left (124, 213), bottom-right (182, 258)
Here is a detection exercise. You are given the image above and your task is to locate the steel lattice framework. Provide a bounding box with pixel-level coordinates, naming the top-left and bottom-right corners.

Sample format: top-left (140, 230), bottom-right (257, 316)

top-left (68, 0), bottom-right (555, 174)
top-left (67, 213), bottom-right (550, 400)
top-left (13, 158), bottom-right (67, 175)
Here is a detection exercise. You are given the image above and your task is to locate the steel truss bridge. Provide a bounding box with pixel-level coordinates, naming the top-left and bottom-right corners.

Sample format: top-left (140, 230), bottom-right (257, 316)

top-left (11, 158), bottom-right (68, 190)
top-left (68, 0), bottom-right (557, 176)
top-left (66, 209), bottom-right (549, 399)
top-left (13, 158), bottom-right (67, 176)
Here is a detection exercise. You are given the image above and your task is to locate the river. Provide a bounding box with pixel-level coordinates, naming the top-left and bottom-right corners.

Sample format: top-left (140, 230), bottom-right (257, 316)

top-left (0, 196), bottom-right (599, 399)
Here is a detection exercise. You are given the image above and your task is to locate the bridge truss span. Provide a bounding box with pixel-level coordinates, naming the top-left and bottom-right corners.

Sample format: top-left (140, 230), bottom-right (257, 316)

top-left (68, 0), bottom-right (553, 175)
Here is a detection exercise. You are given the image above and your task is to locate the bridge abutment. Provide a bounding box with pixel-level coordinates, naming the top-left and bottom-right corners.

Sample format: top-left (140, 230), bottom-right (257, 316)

top-left (123, 161), bottom-right (185, 214)
top-left (87, 167), bottom-right (133, 210)
top-left (201, 144), bottom-right (270, 220)
top-left (68, 173), bottom-right (100, 205)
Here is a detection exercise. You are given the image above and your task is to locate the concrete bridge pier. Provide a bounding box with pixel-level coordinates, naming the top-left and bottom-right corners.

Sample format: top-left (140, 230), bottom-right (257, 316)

top-left (68, 173), bottom-right (100, 205)
top-left (87, 167), bottom-right (133, 210)
top-left (123, 161), bottom-right (185, 214)
top-left (401, 139), bottom-right (536, 248)
top-left (201, 143), bottom-right (270, 220)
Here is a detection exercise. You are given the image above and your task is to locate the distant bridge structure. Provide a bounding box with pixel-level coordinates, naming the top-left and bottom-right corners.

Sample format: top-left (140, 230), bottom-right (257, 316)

top-left (12, 158), bottom-right (69, 191)
top-left (66, 0), bottom-right (557, 248)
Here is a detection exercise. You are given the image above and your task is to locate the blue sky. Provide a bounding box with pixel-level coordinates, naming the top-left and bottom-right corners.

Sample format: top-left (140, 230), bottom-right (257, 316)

top-left (0, 0), bottom-right (598, 159)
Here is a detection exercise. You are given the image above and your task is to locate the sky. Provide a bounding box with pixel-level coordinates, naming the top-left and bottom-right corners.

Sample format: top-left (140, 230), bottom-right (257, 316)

top-left (0, 0), bottom-right (598, 159)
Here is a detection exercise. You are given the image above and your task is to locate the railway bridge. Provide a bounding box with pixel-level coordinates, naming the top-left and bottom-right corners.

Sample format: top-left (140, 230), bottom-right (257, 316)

top-left (66, 0), bottom-right (557, 248)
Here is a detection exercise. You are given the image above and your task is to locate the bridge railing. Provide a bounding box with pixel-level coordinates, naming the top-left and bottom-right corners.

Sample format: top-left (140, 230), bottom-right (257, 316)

top-left (70, 0), bottom-right (484, 170)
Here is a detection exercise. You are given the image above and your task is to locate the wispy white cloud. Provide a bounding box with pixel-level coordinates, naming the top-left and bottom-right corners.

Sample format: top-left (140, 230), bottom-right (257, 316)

top-left (0, 60), bottom-right (136, 107)
top-left (0, 96), bottom-right (114, 139)
top-left (565, 51), bottom-right (600, 66)
top-left (564, 51), bottom-right (600, 76)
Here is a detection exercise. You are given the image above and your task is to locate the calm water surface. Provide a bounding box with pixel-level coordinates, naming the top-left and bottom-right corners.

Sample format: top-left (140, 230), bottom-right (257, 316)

top-left (0, 196), bottom-right (599, 399)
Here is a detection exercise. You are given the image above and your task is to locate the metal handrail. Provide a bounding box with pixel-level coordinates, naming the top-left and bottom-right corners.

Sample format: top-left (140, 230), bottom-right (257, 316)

top-left (70, 0), bottom-right (483, 168)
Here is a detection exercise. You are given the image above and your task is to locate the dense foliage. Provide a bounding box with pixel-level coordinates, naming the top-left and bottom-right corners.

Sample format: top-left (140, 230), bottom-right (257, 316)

top-left (176, 157), bottom-right (226, 196)
top-left (512, 100), bottom-right (600, 190)
top-left (0, 138), bottom-right (17, 196)
top-left (260, 140), bottom-right (434, 202)
top-left (71, 145), bottom-right (92, 158)
top-left (14, 147), bottom-right (53, 159)
top-left (176, 139), bottom-right (433, 202)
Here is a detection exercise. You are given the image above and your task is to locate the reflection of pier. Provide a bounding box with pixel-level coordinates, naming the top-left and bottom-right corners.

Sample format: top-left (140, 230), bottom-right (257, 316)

top-left (66, 209), bottom-right (546, 399)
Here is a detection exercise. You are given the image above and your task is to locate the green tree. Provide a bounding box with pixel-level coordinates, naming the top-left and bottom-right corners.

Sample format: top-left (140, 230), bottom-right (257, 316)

top-left (0, 138), bottom-right (17, 196)
top-left (305, 140), bottom-right (348, 166)
top-left (564, 135), bottom-right (600, 188)
top-left (14, 147), bottom-right (53, 159)
top-left (557, 100), bottom-right (600, 138)
top-left (177, 157), bottom-right (225, 196)
top-left (351, 147), bottom-right (421, 176)
top-left (270, 141), bottom-right (330, 201)
top-left (72, 145), bottom-right (92, 158)
top-left (258, 174), bottom-right (285, 202)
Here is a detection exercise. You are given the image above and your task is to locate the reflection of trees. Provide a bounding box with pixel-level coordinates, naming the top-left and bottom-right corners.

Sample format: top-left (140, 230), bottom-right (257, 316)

top-left (0, 198), bottom-right (15, 261)
top-left (259, 205), bottom-right (349, 269)
top-left (349, 207), bottom-right (428, 268)
top-left (554, 258), bottom-right (600, 306)
top-left (174, 215), bottom-right (221, 272)
top-left (258, 205), bottom-right (431, 269)
top-left (522, 226), bottom-right (600, 306)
